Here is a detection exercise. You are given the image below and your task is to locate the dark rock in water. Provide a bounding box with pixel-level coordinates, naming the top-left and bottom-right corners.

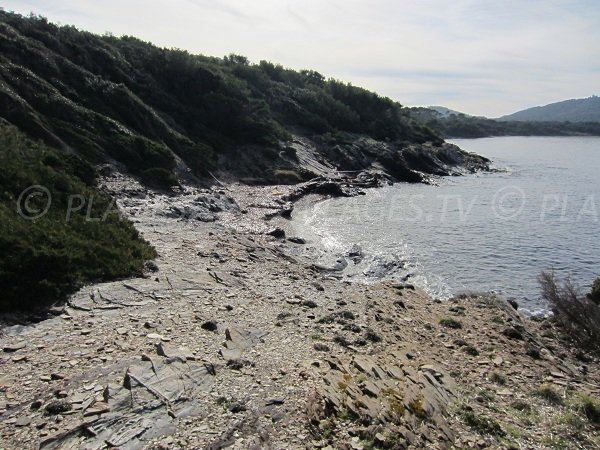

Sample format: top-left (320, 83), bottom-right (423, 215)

top-left (346, 244), bottom-right (364, 264)
top-left (364, 258), bottom-right (402, 278)
top-left (288, 236), bottom-right (306, 244)
top-left (267, 227), bottom-right (286, 238)
top-left (311, 257), bottom-right (348, 273)
top-left (280, 203), bottom-right (294, 218)
top-left (332, 257), bottom-right (348, 271)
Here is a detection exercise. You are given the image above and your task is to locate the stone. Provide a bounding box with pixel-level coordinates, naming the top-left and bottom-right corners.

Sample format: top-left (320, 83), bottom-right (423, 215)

top-left (201, 320), bottom-right (218, 332)
top-left (45, 400), bottom-right (72, 415)
top-left (287, 237), bottom-right (306, 244)
top-left (314, 343), bottom-right (330, 352)
top-left (361, 381), bottom-right (380, 397)
top-left (267, 227), bottom-right (285, 238)
top-left (31, 399), bottom-right (43, 410)
top-left (83, 402), bottom-right (110, 417)
top-left (497, 389), bottom-right (513, 396)
top-left (502, 327), bottom-right (523, 340)
top-left (146, 333), bottom-right (165, 340)
top-left (220, 328), bottom-right (267, 361)
top-left (3, 342), bottom-right (26, 352)
top-left (12, 355), bottom-right (27, 363)
top-left (15, 416), bottom-right (32, 427)
top-left (507, 299), bottom-right (519, 310)
top-left (156, 342), bottom-right (193, 360)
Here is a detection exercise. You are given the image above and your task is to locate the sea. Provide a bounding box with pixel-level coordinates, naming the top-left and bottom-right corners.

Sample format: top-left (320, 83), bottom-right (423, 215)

top-left (290, 136), bottom-right (600, 314)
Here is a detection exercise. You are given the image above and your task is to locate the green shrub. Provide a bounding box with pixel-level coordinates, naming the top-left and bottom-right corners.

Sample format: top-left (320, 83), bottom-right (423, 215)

top-left (534, 384), bottom-right (563, 405)
top-left (0, 124), bottom-right (156, 311)
top-left (461, 407), bottom-right (505, 436)
top-left (439, 316), bottom-right (463, 329)
top-left (490, 371), bottom-right (506, 385)
top-left (574, 394), bottom-right (600, 423)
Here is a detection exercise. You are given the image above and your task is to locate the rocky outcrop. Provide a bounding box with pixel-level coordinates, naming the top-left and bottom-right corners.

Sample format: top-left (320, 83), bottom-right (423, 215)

top-left (217, 134), bottom-right (490, 186)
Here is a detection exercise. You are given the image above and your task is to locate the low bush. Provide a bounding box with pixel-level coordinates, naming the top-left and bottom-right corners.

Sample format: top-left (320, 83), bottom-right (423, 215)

top-left (574, 394), bottom-right (600, 424)
top-left (439, 316), bottom-right (463, 329)
top-left (534, 384), bottom-right (563, 405)
top-left (538, 271), bottom-right (600, 352)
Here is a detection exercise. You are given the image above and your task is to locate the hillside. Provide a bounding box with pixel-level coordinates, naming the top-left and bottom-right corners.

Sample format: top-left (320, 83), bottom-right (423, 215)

top-left (409, 106), bottom-right (600, 139)
top-left (0, 11), bottom-right (490, 188)
top-left (0, 11), bottom-right (493, 312)
top-left (499, 96), bottom-right (600, 122)
top-left (0, 122), bottom-right (155, 312)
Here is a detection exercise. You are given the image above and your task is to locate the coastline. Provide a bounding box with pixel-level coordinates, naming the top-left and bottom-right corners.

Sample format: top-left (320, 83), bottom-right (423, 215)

top-left (0, 175), bottom-right (599, 449)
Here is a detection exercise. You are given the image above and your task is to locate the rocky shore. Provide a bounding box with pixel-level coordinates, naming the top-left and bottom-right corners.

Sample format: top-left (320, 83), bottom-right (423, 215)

top-left (1, 174), bottom-right (599, 449)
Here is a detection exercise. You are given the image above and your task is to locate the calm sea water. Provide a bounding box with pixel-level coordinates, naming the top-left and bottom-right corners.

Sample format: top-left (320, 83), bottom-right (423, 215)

top-left (291, 137), bottom-right (600, 313)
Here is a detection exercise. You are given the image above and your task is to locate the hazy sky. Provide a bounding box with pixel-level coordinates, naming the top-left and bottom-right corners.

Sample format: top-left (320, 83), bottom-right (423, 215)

top-left (3, 0), bottom-right (599, 117)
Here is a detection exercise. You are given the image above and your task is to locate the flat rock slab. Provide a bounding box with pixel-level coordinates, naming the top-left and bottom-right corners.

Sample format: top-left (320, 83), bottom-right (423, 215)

top-left (2, 342), bottom-right (26, 352)
top-left (40, 358), bottom-right (215, 449)
top-left (220, 327), bottom-right (268, 361)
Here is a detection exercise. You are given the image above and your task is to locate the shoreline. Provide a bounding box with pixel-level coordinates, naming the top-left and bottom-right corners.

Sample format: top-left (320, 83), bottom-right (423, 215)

top-left (0, 175), bottom-right (599, 449)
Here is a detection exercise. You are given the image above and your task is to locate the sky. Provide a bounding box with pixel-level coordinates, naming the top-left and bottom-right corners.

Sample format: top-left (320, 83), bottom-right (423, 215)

top-left (3, 0), bottom-right (599, 117)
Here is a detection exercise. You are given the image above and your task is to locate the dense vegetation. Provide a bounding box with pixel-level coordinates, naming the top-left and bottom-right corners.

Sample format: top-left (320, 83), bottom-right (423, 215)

top-left (0, 10), bottom-right (438, 183)
top-left (499, 96), bottom-right (600, 122)
top-left (409, 107), bottom-right (600, 139)
top-left (0, 123), bottom-right (156, 312)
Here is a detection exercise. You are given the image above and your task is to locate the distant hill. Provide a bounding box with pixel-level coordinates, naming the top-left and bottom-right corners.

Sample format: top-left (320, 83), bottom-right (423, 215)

top-left (408, 106), bottom-right (600, 139)
top-left (498, 96), bottom-right (600, 122)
